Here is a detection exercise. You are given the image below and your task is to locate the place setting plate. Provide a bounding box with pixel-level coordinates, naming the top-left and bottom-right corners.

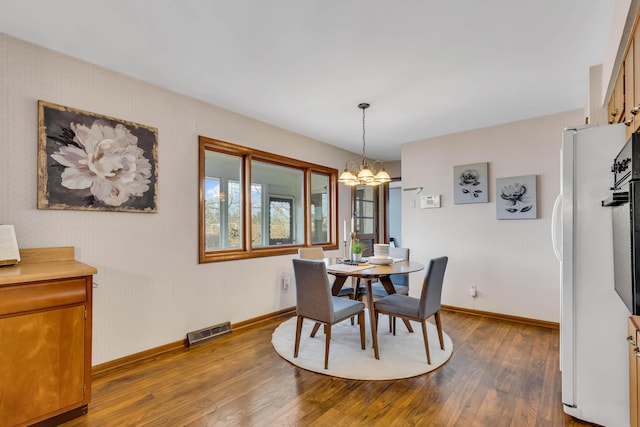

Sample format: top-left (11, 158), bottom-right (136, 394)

top-left (367, 256), bottom-right (393, 265)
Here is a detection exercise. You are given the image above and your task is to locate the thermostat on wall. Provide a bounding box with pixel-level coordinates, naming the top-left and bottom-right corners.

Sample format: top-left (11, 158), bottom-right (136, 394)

top-left (420, 195), bottom-right (440, 209)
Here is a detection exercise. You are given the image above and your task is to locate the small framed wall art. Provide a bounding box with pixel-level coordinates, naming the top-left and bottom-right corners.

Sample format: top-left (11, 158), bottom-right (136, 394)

top-left (453, 162), bottom-right (488, 204)
top-left (37, 101), bottom-right (158, 213)
top-left (496, 175), bottom-right (537, 220)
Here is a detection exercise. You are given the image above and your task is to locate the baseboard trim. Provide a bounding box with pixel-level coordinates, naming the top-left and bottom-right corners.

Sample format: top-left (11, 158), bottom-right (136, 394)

top-left (92, 305), bottom-right (556, 375)
top-left (442, 305), bottom-right (559, 330)
top-left (91, 307), bottom-right (297, 375)
top-left (92, 340), bottom-right (185, 375)
top-left (232, 307), bottom-right (295, 330)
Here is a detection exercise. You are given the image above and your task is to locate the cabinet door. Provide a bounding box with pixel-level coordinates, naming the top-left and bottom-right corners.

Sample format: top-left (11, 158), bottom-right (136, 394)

top-left (610, 71), bottom-right (625, 124)
top-left (626, 38), bottom-right (636, 138)
top-left (0, 305), bottom-right (86, 426)
top-left (636, 324), bottom-right (640, 427)
top-left (630, 318), bottom-right (639, 427)
top-left (634, 26), bottom-right (640, 132)
top-left (608, 88), bottom-right (617, 124)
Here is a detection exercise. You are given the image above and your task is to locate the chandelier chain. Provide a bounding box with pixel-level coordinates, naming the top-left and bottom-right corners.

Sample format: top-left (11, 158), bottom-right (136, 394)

top-left (361, 105), bottom-right (366, 163)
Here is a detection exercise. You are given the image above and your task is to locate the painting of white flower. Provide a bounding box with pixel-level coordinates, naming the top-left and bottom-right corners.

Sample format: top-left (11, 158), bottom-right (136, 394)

top-left (51, 122), bottom-right (152, 206)
top-left (38, 101), bottom-right (158, 212)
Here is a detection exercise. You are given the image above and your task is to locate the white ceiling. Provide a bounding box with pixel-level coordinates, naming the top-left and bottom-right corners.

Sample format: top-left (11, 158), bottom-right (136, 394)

top-left (0, 0), bottom-right (614, 161)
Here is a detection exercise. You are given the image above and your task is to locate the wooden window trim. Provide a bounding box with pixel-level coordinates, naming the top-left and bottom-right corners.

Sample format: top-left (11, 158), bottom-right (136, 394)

top-left (199, 136), bottom-right (339, 263)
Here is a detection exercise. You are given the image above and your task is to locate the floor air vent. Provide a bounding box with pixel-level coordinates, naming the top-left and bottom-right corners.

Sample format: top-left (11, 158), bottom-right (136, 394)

top-left (186, 321), bottom-right (232, 347)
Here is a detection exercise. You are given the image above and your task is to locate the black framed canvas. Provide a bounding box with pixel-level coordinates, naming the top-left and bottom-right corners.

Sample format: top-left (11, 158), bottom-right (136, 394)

top-left (37, 101), bottom-right (158, 213)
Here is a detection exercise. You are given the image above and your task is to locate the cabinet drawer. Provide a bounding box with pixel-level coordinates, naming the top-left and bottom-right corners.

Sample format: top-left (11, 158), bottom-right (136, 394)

top-left (0, 278), bottom-right (87, 316)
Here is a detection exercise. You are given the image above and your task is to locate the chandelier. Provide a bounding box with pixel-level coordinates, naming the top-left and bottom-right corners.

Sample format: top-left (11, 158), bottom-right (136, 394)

top-left (338, 103), bottom-right (391, 187)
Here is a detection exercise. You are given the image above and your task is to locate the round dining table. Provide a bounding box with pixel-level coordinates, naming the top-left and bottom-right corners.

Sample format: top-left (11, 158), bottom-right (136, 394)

top-left (326, 260), bottom-right (425, 360)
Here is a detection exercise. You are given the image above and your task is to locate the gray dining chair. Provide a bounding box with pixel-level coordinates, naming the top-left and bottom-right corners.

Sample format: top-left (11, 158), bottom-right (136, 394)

top-left (355, 247), bottom-right (410, 300)
top-left (297, 248), bottom-right (354, 298)
top-left (298, 247), bottom-right (356, 330)
top-left (373, 256), bottom-right (448, 364)
top-left (292, 259), bottom-right (366, 369)
top-left (354, 247), bottom-right (410, 332)
top-left (369, 246), bottom-right (410, 298)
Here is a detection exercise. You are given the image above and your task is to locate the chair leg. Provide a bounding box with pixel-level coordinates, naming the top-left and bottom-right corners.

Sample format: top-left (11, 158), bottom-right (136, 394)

top-left (358, 311), bottom-right (366, 349)
top-left (294, 316), bottom-right (304, 358)
top-left (324, 324), bottom-right (332, 369)
top-left (421, 320), bottom-right (431, 365)
top-left (388, 315), bottom-right (393, 333)
top-left (349, 293), bottom-right (355, 325)
top-left (402, 318), bottom-right (414, 333)
top-left (310, 322), bottom-right (321, 338)
top-left (434, 311), bottom-right (445, 350)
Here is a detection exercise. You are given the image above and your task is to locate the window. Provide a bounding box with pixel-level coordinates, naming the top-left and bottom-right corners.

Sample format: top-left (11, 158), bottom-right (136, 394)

top-left (199, 136), bottom-right (338, 263)
top-left (251, 159), bottom-right (304, 247)
top-left (202, 151), bottom-right (242, 251)
top-left (269, 197), bottom-right (293, 245)
top-left (311, 172), bottom-right (330, 244)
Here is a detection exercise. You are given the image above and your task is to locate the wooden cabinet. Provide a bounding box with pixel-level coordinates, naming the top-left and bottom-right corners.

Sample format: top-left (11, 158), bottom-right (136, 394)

top-left (610, 70), bottom-right (625, 125)
top-left (634, 29), bottom-right (640, 126)
top-left (625, 38), bottom-right (636, 138)
top-left (629, 316), bottom-right (640, 427)
top-left (609, 12), bottom-right (640, 135)
top-left (0, 247), bottom-right (96, 427)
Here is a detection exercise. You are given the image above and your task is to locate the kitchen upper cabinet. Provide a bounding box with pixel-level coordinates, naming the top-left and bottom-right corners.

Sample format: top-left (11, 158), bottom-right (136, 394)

top-left (633, 28), bottom-right (640, 133)
top-left (610, 70), bottom-right (625, 125)
top-left (610, 12), bottom-right (640, 135)
top-left (625, 38), bottom-right (636, 138)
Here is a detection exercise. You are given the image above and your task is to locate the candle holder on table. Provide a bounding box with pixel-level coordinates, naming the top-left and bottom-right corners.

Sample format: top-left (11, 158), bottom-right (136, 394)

top-left (343, 238), bottom-right (349, 261)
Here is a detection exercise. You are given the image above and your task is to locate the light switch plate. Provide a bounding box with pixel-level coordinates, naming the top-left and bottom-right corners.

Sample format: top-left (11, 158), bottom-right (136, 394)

top-left (421, 195), bottom-right (440, 208)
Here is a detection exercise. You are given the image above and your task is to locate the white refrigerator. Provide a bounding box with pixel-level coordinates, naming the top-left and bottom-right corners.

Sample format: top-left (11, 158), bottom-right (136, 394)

top-left (552, 124), bottom-right (629, 426)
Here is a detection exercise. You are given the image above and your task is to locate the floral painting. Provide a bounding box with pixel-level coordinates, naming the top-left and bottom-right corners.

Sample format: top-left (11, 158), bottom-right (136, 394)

top-left (453, 162), bottom-right (488, 204)
top-left (496, 175), bottom-right (537, 220)
top-left (37, 101), bottom-right (158, 212)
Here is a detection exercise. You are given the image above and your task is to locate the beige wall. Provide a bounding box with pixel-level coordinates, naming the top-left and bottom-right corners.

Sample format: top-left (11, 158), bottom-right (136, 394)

top-left (0, 34), bottom-right (356, 364)
top-left (401, 110), bottom-right (583, 322)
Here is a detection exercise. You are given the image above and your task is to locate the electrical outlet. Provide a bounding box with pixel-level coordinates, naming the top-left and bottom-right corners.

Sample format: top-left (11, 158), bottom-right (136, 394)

top-left (469, 284), bottom-right (477, 298)
top-left (283, 275), bottom-right (290, 291)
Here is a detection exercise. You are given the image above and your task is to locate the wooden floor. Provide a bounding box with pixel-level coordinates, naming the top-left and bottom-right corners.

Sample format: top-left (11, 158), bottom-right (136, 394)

top-left (61, 311), bottom-right (598, 427)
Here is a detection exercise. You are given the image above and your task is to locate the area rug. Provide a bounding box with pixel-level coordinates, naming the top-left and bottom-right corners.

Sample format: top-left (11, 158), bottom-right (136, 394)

top-left (271, 313), bottom-right (453, 380)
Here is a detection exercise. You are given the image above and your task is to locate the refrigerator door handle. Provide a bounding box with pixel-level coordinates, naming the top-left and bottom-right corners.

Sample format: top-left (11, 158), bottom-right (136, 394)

top-left (552, 194), bottom-right (562, 261)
